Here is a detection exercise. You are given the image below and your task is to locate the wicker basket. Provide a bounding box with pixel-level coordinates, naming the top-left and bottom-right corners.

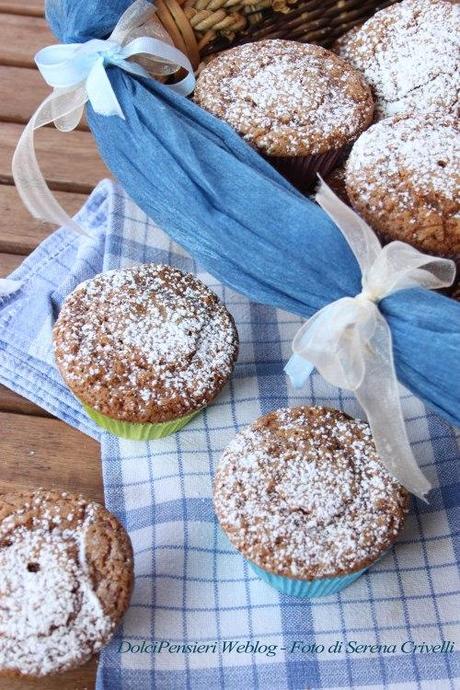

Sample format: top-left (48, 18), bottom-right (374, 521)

top-left (154, 0), bottom-right (399, 68)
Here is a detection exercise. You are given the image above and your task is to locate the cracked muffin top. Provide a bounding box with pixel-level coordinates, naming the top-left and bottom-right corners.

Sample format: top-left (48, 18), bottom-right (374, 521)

top-left (336, 0), bottom-right (460, 120)
top-left (194, 40), bottom-right (374, 157)
top-left (53, 264), bottom-right (239, 423)
top-left (214, 406), bottom-right (409, 580)
top-left (0, 489), bottom-right (133, 677)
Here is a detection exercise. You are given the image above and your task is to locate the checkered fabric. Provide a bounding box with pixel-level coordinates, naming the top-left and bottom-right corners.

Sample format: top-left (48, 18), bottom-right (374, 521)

top-left (0, 180), bottom-right (458, 690)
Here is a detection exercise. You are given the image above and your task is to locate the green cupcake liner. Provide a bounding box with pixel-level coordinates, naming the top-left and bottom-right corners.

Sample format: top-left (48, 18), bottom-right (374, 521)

top-left (81, 402), bottom-right (200, 440)
top-left (248, 561), bottom-right (368, 598)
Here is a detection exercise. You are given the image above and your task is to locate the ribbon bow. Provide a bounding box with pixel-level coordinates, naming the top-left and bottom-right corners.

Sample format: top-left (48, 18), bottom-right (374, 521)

top-left (11, 0), bottom-right (194, 237)
top-left (285, 180), bottom-right (456, 499)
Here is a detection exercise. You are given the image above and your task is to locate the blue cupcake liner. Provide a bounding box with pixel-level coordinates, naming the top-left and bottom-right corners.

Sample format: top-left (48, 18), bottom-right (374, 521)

top-left (249, 561), bottom-right (368, 598)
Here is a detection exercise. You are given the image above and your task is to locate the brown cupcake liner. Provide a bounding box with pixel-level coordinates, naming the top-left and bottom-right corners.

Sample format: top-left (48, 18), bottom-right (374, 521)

top-left (266, 144), bottom-right (351, 194)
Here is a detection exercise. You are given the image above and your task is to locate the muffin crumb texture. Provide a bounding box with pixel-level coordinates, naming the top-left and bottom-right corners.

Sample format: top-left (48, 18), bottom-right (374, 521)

top-left (214, 406), bottom-right (409, 580)
top-left (346, 113), bottom-right (460, 257)
top-left (53, 264), bottom-right (239, 423)
top-left (194, 40), bottom-right (374, 157)
top-left (337, 0), bottom-right (460, 120)
top-left (0, 489), bottom-right (133, 677)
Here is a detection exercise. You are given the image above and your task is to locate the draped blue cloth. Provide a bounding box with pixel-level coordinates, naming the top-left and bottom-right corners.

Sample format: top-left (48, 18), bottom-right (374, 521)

top-left (45, 0), bottom-right (460, 427)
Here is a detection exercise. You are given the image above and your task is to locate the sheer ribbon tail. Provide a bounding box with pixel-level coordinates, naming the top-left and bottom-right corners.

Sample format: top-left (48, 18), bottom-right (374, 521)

top-left (12, 88), bottom-right (89, 235)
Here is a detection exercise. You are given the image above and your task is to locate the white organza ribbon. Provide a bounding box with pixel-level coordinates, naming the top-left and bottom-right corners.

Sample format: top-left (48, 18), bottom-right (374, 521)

top-left (285, 180), bottom-right (456, 499)
top-left (11, 0), bottom-right (195, 238)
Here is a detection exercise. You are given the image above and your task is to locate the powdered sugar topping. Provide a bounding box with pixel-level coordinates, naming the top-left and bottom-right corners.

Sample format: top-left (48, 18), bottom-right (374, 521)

top-left (214, 407), bottom-right (409, 579)
top-left (338, 0), bottom-right (460, 119)
top-left (53, 264), bottom-right (239, 423)
top-left (195, 40), bottom-right (374, 156)
top-left (347, 113), bottom-right (459, 206)
top-left (0, 497), bottom-right (113, 676)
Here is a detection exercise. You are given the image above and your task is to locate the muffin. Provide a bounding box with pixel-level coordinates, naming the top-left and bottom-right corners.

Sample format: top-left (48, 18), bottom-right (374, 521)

top-left (336, 0), bottom-right (460, 120)
top-left (194, 40), bottom-right (374, 192)
top-left (214, 406), bottom-right (410, 597)
top-left (54, 264), bottom-right (239, 440)
top-left (0, 488), bottom-right (133, 677)
top-left (345, 113), bottom-right (460, 258)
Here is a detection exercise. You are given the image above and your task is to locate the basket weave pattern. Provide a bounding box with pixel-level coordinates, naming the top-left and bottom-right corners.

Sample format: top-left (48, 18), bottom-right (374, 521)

top-left (155, 0), bottom-right (400, 67)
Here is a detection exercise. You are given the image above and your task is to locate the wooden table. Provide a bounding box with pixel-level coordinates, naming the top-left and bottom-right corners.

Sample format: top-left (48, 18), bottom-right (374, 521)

top-left (0, 2), bottom-right (110, 688)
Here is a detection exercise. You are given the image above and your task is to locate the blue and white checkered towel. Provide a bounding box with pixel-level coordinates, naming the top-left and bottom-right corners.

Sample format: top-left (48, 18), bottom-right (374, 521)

top-left (0, 180), bottom-right (458, 690)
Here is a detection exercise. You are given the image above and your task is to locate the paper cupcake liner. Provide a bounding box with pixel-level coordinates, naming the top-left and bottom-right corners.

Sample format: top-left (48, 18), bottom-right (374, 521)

top-left (267, 144), bottom-right (350, 194)
top-left (81, 402), bottom-right (199, 440)
top-left (248, 561), bottom-right (368, 598)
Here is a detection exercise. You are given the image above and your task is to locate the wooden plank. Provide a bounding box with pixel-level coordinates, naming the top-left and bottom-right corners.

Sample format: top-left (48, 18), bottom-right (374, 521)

top-left (0, 122), bottom-right (109, 193)
top-left (0, 65), bottom-right (50, 124)
top-left (0, 658), bottom-right (97, 690)
top-left (0, 7), bottom-right (102, 690)
top-left (0, 184), bottom-right (87, 254)
top-left (0, 0), bottom-right (44, 16)
top-left (0, 66), bottom-right (89, 129)
top-left (0, 385), bottom-right (52, 416)
top-left (0, 251), bottom-right (23, 275)
top-left (0, 411), bottom-right (103, 501)
top-left (0, 14), bottom-right (55, 68)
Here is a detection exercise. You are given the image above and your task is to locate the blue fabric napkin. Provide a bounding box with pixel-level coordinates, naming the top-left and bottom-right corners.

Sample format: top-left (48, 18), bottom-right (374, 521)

top-left (0, 180), bottom-right (458, 690)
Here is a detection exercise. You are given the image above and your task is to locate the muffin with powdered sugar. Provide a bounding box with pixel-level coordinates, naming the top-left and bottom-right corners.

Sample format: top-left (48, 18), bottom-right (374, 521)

top-left (214, 406), bottom-right (409, 597)
top-left (54, 264), bottom-right (239, 440)
top-left (0, 489), bottom-right (133, 677)
top-left (194, 39), bottom-right (374, 192)
top-left (336, 0), bottom-right (460, 120)
top-left (345, 113), bottom-right (460, 259)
